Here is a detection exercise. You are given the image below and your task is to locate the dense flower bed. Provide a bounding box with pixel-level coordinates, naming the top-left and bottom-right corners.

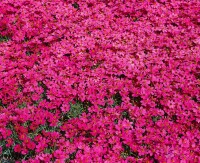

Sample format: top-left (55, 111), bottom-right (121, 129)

top-left (0, 0), bottom-right (200, 162)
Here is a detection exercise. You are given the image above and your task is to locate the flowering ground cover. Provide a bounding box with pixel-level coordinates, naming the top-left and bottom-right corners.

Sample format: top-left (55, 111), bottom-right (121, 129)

top-left (0, 0), bottom-right (200, 162)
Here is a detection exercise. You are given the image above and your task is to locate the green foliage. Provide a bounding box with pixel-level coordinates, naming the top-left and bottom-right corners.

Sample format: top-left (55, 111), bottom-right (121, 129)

top-left (32, 81), bottom-right (50, 107)
top-left (120, 111), bottom-right (136, 128)
top-left (121, 111), bottom-right (130, 119)
top-left (116, 74), bottom-right (126, 79)
top-left (7, 124), bottom-right (21, 145)
top-left (121, 144), bottom-right (141, 159)
top-left (0, 140), bottom-right (13, 160)
top-left (18, 102), bottom-right (27, 109)
top-left (114, 119), bottom-right (118, 124)
top-left (151, 116), bottom-right (162, 123)
top-left (0, 158), bottom-right (15, 163)
top-left (0, 99), bottom-right (7, 108)
top-left (44, 143), bottom-right (57, 155)
top-left (0, 35), bottom-right (10, 42)
top-left (1, 124), bottom-right (23, 161)
top-left (66, 150), bottom-right (78, 163)
top-left (91, 61), bottom-right (103, 70)
top-left (112, 92), bottom-right (122, 107)
top-left (72, 2), bottom-right (79, 9)
top-left (17, 84), bottom-right (23, 93)
top-left (24, 36), bottom-right (29, 42)
top-left (66, 101), bottom-right (87, 119)
top-left (130, 95), bottom-right (142, 107)
top-left (22, 150), bottom-right (36, 161)
top-left (155, 100), bottom-right (163, 109)
top-left (171, 114), bottom-right (177, 122)
top-left (25, 51), bottom-right (33, 56)
top-left (31, 122), bottom-right (62, 136)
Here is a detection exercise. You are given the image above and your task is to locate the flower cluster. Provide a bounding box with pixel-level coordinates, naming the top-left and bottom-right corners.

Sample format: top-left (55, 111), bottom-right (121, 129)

top-left (0, 0), bottom-right (200, 162)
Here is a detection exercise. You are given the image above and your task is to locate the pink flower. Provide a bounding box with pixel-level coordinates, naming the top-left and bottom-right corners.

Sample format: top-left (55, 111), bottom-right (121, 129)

top-left (6, 138), bottom-right (13, 147)
top-left (36, 153), bottom-right (52, 162)
top-left (55, 158), bottom-right (66, 163)
top-left (53, 149), bottom-right (66, 159)
top-left (1, 129), bottom-right (12, 139)
top-left (21, 148), bottom-right (28, 155)
top-left (36, 139), bottom-right (48, 153)
top-left (27, 141), bottom-right (36, 150)
top-left (61, 103), bottom-right (70, 112)
top-left (14, 144), bottom-right (22, 153)
top-left (0, 0), bottom-right (199, 162)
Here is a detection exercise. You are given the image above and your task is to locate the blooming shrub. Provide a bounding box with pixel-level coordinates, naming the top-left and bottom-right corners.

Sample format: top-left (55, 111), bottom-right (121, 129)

top-left (0, 0), bottom-right (200, 162)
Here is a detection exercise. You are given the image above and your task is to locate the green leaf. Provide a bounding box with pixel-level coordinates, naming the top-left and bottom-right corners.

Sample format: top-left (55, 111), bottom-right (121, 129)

top-left (18, 102), bottom-right (27, 109)
top-left (151, 115), bottom-right (162, 122)
top-left (72, 2), bottom-right (79, 9)
top-left (0, 35), bottom-right (10, 42)
top-left (112, 92), bottom-right (122, 107)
